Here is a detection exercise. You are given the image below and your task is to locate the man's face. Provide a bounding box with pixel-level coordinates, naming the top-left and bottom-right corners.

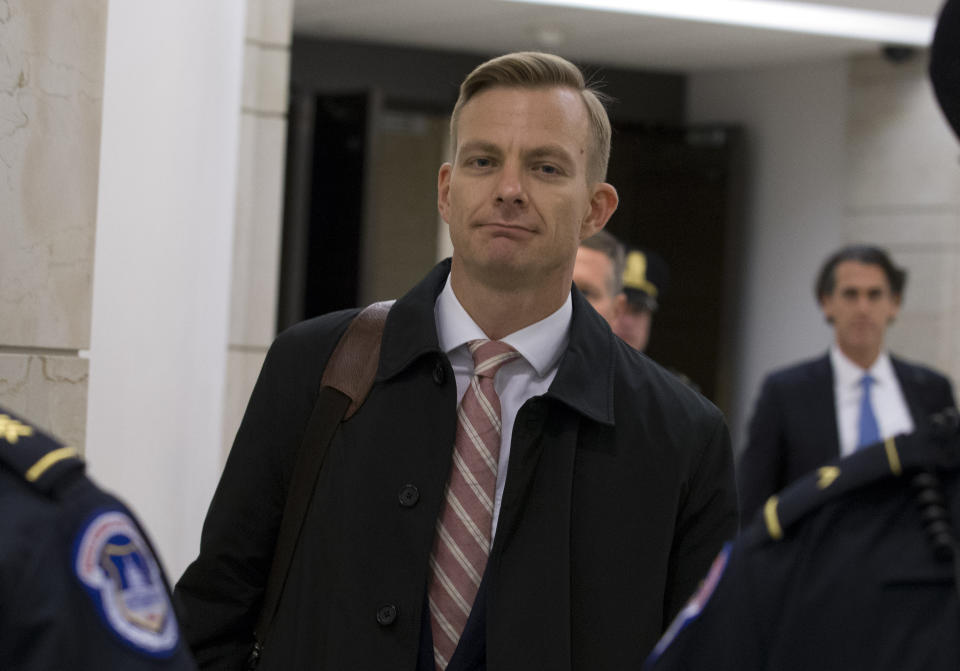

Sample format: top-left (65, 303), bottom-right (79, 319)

top-left (613, 303), bottom-right (652, 352)
top-left (573, 246), bottom-right (624, 325)
top-left (820, 260), bottom-right (900, 362)
top-left (439, 86), bottom-right (617, 292)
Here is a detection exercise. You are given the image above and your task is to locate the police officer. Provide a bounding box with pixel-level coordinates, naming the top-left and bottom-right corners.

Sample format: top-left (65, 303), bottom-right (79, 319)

top-left (0, 407), bottom-right (197, 670)
top-left (612, 247), bottom-right (669, 353)
top-left (645, 4), bottom-right (960, 667)
top-left (644, 417), bottom-right (960, 670)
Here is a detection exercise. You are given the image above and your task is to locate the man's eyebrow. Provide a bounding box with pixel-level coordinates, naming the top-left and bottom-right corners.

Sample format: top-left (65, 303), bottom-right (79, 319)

top-left (525, 144), bottom-right (577, 166)
top-left (458, 140), bottom-right (501, 156)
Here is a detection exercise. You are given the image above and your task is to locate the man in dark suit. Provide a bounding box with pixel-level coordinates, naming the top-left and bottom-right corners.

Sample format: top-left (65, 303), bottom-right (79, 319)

top-left (175, 51), bottom-right (737, 670)
top-left (738, 244), bottom-right (955, 523)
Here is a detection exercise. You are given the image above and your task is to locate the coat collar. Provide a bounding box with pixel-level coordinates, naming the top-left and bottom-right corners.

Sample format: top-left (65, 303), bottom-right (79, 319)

top-left (377, 259), bottom-right (616, 427)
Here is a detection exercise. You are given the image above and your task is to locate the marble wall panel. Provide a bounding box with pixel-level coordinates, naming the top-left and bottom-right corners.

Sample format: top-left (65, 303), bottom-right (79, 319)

top-left (230, 115), bottom-right (287, 348)
top-left (243, 43), bottom-right (291, 115)
top-left (844, 53), bottom-right (960, 389)
top-left (0, 0), bottom-right (107, 350)
top-left (846, 211), bottom-right (960, 248)
top-left (0, 353), bottom-right (88, 451)
top-left (889, 247), bottom-right (955, 317)
top-left (886, 313), bottom-right (951, 378)
top-left (847, 54), bottom-right (960, 213)
top-left (246, 0), bottom-right (294, 46)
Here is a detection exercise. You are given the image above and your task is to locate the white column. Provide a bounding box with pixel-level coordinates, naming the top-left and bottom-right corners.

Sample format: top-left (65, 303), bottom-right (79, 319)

top-left (86, 1), bottom-right (246, 579)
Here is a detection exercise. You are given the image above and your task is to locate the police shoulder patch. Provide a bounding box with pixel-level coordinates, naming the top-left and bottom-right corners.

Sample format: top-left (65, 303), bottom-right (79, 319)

top-left (73, 509), bottom-right (179, 657)
top-left (648, 541), bottom-right (733, 664)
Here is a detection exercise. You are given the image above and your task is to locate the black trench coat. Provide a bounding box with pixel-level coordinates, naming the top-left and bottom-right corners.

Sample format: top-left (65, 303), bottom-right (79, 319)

top-left (175, 260), bottom-right (738, 670)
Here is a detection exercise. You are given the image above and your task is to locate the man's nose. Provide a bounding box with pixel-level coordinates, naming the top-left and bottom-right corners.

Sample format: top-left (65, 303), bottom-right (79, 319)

top-left (495, 162), bottom-right (526, 205)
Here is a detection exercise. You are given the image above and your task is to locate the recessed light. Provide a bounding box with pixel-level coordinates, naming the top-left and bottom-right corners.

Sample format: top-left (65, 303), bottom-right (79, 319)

top-left (501, 0), bottom-right (935, 46)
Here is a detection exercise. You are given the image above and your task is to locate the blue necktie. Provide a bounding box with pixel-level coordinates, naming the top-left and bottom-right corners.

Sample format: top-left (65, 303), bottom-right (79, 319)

top-left (856, 374), bottom-right (881, 449)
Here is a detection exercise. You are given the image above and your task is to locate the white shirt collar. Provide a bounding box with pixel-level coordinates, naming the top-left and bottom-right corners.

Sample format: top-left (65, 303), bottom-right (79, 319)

top-left (434, 274), bottom-right (571, 377)
top-left (830, 344), bottom-right (896, 390)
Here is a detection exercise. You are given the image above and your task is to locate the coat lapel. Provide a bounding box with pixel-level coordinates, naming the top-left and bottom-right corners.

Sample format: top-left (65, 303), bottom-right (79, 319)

top-left (891, 355), bottom-right (926, 425)
top-left (487, 287), bottom-right (615, 671)
top-left (806, 355), bottom-right (841, 465)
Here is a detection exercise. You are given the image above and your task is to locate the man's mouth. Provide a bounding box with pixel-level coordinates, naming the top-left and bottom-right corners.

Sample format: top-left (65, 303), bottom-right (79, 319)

top-left (481, 222), bottom-right (534, 235)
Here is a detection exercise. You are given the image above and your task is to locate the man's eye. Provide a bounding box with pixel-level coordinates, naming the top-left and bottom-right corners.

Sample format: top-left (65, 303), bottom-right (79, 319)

top-left (538, 164), bottom-right (559, 175)
top-left (469, 157), bottom-right (492, 168)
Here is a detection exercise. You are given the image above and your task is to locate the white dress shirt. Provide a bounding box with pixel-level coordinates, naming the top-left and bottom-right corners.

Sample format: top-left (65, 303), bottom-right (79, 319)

top-left (830, 345), bottom-right (914, 457)
top-left (434, 275), bottom-right (571, 538)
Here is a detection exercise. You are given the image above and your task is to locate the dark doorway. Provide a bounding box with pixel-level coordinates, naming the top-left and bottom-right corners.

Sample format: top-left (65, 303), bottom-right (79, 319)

top-left (605, 124), bottom-right (744, 406)
top-left (278, 91), bottom-right (370, 331)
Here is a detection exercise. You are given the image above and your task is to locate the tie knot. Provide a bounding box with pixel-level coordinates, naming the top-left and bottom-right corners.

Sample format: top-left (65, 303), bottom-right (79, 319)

top-left (861, 373), bottom-right (875, 390)
top-left (468, 340), bottom-right (520, 378)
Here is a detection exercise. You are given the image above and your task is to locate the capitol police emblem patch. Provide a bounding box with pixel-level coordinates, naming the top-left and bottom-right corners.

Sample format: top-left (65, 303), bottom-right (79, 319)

top-left (647, 541), bottom-right (733, 664)
top-left (73, 510), bottom-right (178, 656)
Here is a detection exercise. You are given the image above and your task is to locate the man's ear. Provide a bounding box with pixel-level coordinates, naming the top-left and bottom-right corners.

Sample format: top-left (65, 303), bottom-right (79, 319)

top-left (438, 162), bottom-right (453, 222)
top-left (889, 293), bottom-right (902, 323)
top-left (613, 292), bottom-right (627, 321)
top-left (819, 295), bottom-right (835, 325)
top-left (580, 182), bottom-right (619, 240)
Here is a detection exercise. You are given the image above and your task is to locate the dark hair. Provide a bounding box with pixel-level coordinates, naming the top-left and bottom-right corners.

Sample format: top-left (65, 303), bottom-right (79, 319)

top-left (814, 244), bottom-right (907, 301)
top-left (579, 230), bottom-right (625, 296)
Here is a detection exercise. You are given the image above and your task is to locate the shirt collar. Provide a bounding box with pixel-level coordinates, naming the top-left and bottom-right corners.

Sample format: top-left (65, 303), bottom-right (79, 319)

top-left (830, 344), bottom-right (894, 389)
top-left (435, 273), bottom-right (571, 377)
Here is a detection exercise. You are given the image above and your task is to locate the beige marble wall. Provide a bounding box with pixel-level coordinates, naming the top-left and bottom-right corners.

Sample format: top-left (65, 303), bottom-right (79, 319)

top-left (845, 53), bottom-right (960, 386)
top-left (0, 1), bottom-right (107, 447)
top-left (222, 0), bottom-right (294, 459)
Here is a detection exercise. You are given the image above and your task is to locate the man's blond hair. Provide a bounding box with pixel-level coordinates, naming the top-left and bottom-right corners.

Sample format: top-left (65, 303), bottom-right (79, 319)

top-left (450, 51), bottom-right (612, 184)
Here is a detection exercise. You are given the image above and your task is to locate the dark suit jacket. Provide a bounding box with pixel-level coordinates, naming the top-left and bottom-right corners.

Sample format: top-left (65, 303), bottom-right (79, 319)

top-left (174, 260), bottom-right (738, 670)
top-left (738, 353), bottom-right (955, 523)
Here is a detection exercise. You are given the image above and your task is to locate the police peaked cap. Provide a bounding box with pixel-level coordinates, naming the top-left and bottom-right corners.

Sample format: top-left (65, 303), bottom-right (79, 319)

top-left (622, 248), bottom-right (669, 311)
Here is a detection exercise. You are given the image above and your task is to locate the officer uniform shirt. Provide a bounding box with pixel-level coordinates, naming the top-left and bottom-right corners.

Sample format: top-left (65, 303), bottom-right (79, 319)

top-left (643, 427), bottom-right (960, 671)
top-left (831, 346), bottom-right (914, 456)
top-left (0, 409), bottom-right (197, 670)
top-left (435, 274), bottom-right (570, 537)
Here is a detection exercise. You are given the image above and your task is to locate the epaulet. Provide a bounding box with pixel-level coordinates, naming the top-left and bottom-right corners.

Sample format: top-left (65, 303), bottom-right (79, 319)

top-left (745, 430), bottom-right (943, 546)
top-left (0, 408), bottom-right (84, 496)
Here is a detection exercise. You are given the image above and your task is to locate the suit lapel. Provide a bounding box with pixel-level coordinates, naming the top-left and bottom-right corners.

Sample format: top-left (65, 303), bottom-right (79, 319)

top-left (891, 356), bottom-right (925, 425)
top-left (810, 355), bottom-right (841, 463)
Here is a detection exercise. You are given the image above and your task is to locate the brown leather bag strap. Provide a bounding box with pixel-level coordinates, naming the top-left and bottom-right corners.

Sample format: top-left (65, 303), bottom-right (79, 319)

top-left (249, 301), bottom-right (392, 668)
top-left (321, 300), bottom-right (392, 419)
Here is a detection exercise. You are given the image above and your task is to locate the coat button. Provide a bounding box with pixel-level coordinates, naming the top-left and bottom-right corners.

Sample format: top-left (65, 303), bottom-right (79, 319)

top-left (433, 360), bottom-right (446, 385)
top-left (398, 484), bottom-right (420, 507)
top-left (376, 604), bottom-right (398, 626)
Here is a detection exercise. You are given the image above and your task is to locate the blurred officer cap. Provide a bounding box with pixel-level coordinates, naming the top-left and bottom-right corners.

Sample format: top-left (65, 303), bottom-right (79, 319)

top-left (622, 248), bottom-right (669, 313)
top-left (932, 0), bottom-right (960, 140)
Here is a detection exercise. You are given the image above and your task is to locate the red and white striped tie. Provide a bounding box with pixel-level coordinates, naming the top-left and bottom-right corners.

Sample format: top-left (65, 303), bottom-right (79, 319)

top-left (428, 339), bottom-right (520, 670)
